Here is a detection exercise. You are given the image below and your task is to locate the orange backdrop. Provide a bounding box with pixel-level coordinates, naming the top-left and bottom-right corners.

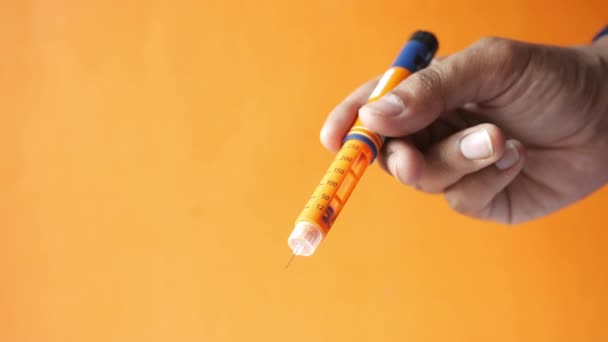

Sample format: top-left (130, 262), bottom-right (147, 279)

top-left (1, 1), bottom-right (607, 341)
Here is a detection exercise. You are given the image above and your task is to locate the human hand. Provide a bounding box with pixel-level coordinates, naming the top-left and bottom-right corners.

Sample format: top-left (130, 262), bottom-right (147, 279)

top-left (321, 36), bottom-right (608, 224)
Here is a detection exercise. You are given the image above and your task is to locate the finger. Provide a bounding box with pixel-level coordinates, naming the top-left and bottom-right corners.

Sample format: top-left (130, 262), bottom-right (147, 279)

top-left (377, 138), bottom-right (425, 186)
top-left (415, 123), bottom-right (507, 193)
top-left (410, 109), bottom-right (478, 150)
top-left (430, 55), bottom-right (447, 65)
top-left (320, 78), bottom-right (379, 152)
top-left (444, 140), bottom-right (526, 222)
top-left (358, 37), bottom-right (533, 137)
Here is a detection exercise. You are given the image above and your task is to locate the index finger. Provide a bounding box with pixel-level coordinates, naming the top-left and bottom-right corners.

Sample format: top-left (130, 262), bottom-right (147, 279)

top-left (320, 78), bottom-right (379, 152)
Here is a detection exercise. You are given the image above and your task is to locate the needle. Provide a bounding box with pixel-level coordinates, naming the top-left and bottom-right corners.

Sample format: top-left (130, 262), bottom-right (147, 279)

top-left (285, 253), bottom-right (296, 270)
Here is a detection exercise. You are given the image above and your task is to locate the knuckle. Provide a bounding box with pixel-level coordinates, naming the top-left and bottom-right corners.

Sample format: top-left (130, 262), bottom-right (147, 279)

top-left (472, 36), bottom-right (528, 78)
top-left (397, 66), bottom-right (445, 112)
top-left (475, 36), bottom-right (504, 49)
top-left (414, 181), bottom-right (444, 194)
top-left (397, 65), bottom-right (442, 94)
top-left (475, 36), bottom-right (518, 54)
top-left (444, 190), bottom-right (480, 215)
top-left (489, 38), bottom-right (520, 60)
top-left (416, 67), bottom-right (443, 92)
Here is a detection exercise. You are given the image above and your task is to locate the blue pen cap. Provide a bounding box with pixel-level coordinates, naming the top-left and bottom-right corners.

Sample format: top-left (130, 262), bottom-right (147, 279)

top-left (392, 31), bottom-right (439, 72)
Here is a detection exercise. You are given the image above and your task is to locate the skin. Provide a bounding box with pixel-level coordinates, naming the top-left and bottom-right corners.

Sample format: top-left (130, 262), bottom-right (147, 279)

top-left (321, 35), bottom-right (608, 224)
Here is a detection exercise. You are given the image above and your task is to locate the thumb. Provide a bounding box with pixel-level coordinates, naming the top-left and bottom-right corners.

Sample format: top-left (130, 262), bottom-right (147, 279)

top-left (359, 37), bottom-right (533, 137)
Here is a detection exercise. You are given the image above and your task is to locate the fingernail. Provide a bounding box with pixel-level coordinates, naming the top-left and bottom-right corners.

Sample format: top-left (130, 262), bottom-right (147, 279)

top-left (320, 125), bottom-right (330, 142)
top-left (387, 152), bottom-right (406, 185)
top-left (459, 129), bottom-right (493, 160)
top-left (388, 153), bottom-right (399, 178)
top-left (495, 142), bottom-right (519, 170)
top-left (361, 93), bottom-right (404, 117)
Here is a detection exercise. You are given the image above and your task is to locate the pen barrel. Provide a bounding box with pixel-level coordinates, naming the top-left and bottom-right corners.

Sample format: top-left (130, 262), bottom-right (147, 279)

top-left (290, 31), bottom-right (438, 256)
top-left (295, 138), bottom-right (374, 236)
top-left (292, 66), bottom-right (412, 239)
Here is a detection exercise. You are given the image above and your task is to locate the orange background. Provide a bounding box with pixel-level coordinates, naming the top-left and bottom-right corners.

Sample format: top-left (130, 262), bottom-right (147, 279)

top-left (1, 1), bottom-right (607, 341)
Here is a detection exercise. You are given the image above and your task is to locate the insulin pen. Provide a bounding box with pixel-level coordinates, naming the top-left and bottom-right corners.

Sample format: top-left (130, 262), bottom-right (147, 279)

top-left (286, 31), bottom-right (439, 267)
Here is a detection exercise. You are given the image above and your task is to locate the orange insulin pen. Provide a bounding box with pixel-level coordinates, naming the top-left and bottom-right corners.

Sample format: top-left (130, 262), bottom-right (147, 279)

top-left (287, 31), bottom-right (439, 265)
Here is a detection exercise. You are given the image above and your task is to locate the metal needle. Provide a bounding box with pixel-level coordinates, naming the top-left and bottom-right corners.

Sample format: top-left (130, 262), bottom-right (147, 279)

top-left (285, 253), bottom-right (296, 270)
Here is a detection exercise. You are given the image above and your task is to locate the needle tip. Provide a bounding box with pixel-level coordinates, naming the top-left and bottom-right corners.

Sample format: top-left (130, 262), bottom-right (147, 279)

top-left (285, 253), bottom-right (296, 270)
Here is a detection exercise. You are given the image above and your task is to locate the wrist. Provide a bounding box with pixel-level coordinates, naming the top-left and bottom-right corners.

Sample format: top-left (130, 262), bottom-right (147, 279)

top-left (587, 35), bottom-right (608, 182)
top-left (594, 40), bottom-right (608, 182)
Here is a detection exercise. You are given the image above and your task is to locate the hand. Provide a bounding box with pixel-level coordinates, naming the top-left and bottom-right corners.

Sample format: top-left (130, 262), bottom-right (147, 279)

top-left (321, 36), bottom-right (608, 224)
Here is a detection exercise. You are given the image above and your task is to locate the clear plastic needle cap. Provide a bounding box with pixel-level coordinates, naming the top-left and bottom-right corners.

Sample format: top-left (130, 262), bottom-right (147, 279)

top-left (287, 221), bottom-right (323, 257)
